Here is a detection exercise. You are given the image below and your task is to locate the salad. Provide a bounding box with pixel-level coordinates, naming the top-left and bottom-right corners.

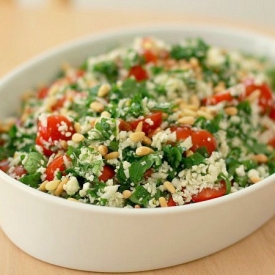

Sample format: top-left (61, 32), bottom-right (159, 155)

top-left (1, 36), bottom-right (275, 208)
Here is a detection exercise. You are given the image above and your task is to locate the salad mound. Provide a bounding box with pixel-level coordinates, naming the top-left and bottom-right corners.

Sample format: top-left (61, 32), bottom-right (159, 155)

top-left (1, 37), bottom-right (275, 208)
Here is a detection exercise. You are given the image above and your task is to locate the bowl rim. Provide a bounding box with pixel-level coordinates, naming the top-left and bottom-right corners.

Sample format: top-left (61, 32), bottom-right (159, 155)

top-left (1, 23), bottom-right (275, 216)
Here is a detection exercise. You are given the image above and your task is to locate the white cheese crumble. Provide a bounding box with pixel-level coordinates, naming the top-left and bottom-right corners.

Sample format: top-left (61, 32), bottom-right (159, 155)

top-left (63, 176), bottom-right (80, 195)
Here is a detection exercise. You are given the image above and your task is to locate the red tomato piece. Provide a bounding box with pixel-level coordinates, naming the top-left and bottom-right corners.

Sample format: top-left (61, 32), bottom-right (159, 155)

top-left (143, 50), bottom-right (157, 64)
top-left (118, 119), bottom-right (133, 132)
top-left (129, 112), bottom-right (163, 135)
top-left (13, 165), bottom-right (27, 178)
top-left (37, 115), bottom-right (75, 143)
top-left (243, 79), bottom-right (273, 113)
top-left (171, 126), bottom-right (193, 140)
top-left (202, 91), bottom-right (233, 105)
top-left (268, 137), bottom-right (275, 148)
top-left (171, 127), bottom-right (216, 155)
top-left (37, 86), bottom-right (49, 99)
top-left (51, 96), bottom-right (67, 111)
top-left (36, 115), bottom-right (75, 156)
top-left (45, 155), bottom-right (69, 181)
top-left (128, 65), bottom-right (148, 82)
top-left (191, 181), bottom-right (226, 203)
top-left (36, 135), bottom-right (54, 157)
top-left (191, 130), bottom-right (217, 155)
top-left (98, 165), bottom-right (115, 182)
top-left (144, 168), bottom-right (154, 179)
top-left (167, 196), bottom-right (176, 207)
top-left (0, 159), bottom-right (9, 172)
top-left (269, 105), bottom-right (275, 121)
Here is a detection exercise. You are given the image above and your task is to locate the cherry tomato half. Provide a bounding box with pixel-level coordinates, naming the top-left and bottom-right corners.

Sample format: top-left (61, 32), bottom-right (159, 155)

top-left (13, 165), bottom-right (27, 178)
top-left (171, 127), bottom-right (217, 155)
top-left (129, 112), bottom-right (163, 135)
top-left (202, 91), bottom-right (233, 106)
top-left (243, 78), bottom-right (273, 113)
top-left (45, 155), bottom-right (69, 181)
top-left (98, 165), bottom-right (115, 182)
top-left (190, 130), bottom-right (217, 155)
top-left (37, 115), bottom-right (75, 142)
top-left (128, 65), bottom-right (148, 82)
top-left (191, 181), bottom-right (226, 203)
top-left (0, 159), bottom-right (9, 173)
top-left (171, 126), bottom-right (193, 140)
top-left (36, 135), bottom-right (54, 157)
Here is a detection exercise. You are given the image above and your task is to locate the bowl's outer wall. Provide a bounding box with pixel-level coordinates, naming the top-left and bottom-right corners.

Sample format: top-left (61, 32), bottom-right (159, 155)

top-left (1, 25), bottom-right (275, 272)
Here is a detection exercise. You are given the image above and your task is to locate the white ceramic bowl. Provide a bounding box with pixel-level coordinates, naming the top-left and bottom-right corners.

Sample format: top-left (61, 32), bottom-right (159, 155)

top-left (1, 25), bottom-right (275, 273)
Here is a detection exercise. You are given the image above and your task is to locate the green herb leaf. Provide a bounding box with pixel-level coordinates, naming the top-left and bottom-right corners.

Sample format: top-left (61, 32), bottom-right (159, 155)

top-left (23, 152), bottom-right (45, 174)
top-left (182, 152), bottom-right (205, 169)
top-left (129, 185), bottom-right (151, 206)
top-left (93, 61), bottom-right (119, 82)
top-left (217, 172), bottom-right (231, 194)
top-left (170, 39), bottom-right (209, 61)
top-left (163, 145), bottom-right (183, 169)
top-left (129, 155), bottom-right (155, 183)
top-left (19, 173), bottom-right (41, 188)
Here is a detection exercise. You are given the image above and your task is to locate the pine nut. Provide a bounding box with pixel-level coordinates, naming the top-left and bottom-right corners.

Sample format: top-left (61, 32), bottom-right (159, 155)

top-left (136, 146), bottom-right (154, 156)
top-left (224, 107), bottom-right (238, 116)
top-left (105, 151), bottom-right (119, 160)
top-left (67, 198), bottom-right (80, 202)
top-left (197, 110), bottom-right (213, 120)
top-left (98, 145), bottom-right (108, 156)
top-left (250, 176), bottom-right (262, 184)
top-left (97, 84), bottom-right (110, 97)
top-left (142, 136), bottom-right (152, 146)
top-left (122, 190), bottom-right (132, 199)
top-left (250, 154), bottom-right (268, 163)
top-left (90, 101), bottom-right (104, 113)
top-left (60, 140), bottom-right (68, 150)
top-left (180, 103), bottom-right (199, 111)
top-left (190, 95), bottom-right (200, 107)
top-left (39, 180), bottom-right (48, 191)
top-left (159, 197), bottom-right (168, 207)
top-left (72, 133), bottom-right (85, 143)
top-left (54, 178), bottom-right (69, 196)
top-left (247, 90), bottom-right (260, 102)
top-left (190, 57), bottom-right (199, 68)
top-left (163, 181), bottom-right (176, 194)
top-left (74, 122), bottom-right (82, 133)
top-left (129, 131), bottom-right (145, 142)
top-left (101, 111), bottom-right (111, 118)
top-left (135, 121), bottom-right (143, 132)
top-left (178, 116), bottom-right (195, 125)
top-left (181, 109), bottom-right (197, 117)
top-left (45, 180), bottom-right (61, 191)
top-left (186, 150), bottom-right (194, 157)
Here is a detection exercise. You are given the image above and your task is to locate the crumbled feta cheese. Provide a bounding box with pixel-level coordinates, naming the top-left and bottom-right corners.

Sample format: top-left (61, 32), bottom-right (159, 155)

top-left (63, 177), bottom-right (80, 195)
